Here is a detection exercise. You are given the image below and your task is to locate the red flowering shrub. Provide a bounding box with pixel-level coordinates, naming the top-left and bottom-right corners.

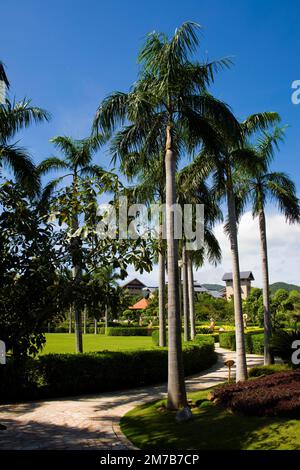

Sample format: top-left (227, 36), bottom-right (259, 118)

top-left (210, 371), bottom-right (300, 417)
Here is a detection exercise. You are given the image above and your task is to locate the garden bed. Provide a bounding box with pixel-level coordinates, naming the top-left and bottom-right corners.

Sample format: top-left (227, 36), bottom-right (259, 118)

top-left (209, 371), bottom-right (300, 417)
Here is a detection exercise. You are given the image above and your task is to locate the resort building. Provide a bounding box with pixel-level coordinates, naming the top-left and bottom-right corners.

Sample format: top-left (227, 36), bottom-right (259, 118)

top-left (222, 271), bottom-right (254, 300)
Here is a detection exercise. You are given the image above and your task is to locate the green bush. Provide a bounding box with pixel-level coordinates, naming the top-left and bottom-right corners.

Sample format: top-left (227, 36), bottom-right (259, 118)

top-left (219, 330), bottom-right (264, 354)
top-left (152, 329), bottom-right (219, 346)
top-left (219, 331), bottom-right (236, 349)
top-left (0, 337), bottom-right (216, 403)
top-left (99, 327), bottom-right (153, 336)
top-left (249, 364), bottom-right (291, 378)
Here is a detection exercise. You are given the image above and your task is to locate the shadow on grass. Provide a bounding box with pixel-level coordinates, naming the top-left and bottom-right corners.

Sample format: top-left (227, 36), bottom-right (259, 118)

top-left (121, 398), bottom-right (300, 450)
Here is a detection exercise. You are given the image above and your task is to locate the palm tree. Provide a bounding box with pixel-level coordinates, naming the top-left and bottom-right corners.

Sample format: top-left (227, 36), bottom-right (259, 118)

top-left (38, 135), bottom-right (104, 352)
top-left (177, 165), bottom-right (222, 340)
top-left (240, 127), bottom-right (300, 364)
top-left (195, 112), bottom-right (280, 381)
top-left (116, 152), bottom-right (167, 347)
top-left (93, 22), bottom-right (240, 409)
top-left (0, 62), bottom-right (49, 196)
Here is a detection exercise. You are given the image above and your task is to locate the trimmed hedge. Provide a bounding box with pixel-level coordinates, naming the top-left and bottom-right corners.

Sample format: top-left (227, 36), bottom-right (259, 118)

top-left (249, 364), bottom-right (291, 378)
top-left (99, 327), bottom-right (153, 336)
top-left (219, 330), bottom-right (264, 354)
top-left (152, 329), bottom-right (219, 346)
top-left (0, 337), bottom-right (216, 403)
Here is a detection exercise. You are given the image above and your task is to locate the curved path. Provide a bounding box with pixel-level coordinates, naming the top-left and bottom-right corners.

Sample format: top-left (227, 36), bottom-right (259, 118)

top-left (0, 347), bottom-right (263, 450)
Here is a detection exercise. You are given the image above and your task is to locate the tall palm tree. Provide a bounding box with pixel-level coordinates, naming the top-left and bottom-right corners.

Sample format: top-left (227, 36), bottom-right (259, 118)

top-left (177, 165), bottom-right (222, 340)
top-left (93, 22), bottom-right (240, 410)
top-left (0, 76), bottom-right (49, 196)
top-left (38, 135), bottom-right (104, 353)
top-left (116, 152), bottom-right (168, 347)
top-left (239, 127), bottom-right (300, 364)
top-left (195, 112), bottom-right (280, 381)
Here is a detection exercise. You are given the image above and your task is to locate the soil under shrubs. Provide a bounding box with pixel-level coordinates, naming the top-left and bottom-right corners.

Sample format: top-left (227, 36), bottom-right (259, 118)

top-left (210, 371), bottom-right (300, 417)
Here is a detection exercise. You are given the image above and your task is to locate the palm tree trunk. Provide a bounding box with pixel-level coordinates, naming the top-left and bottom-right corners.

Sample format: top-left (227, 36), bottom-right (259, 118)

top-left (187, 253), bottom-right (196, 340)
top-left (69, 305), bottom-right (72, 334)
top-left (105, 304), bottom-right (108, 335)
top-left (227, 185), bottom-right (247, 381)
top-left (71, 195), bottom-right (83, 353)
top-left (258, 209), bottom-right (273, 365)
top-left (94, 318), bottom-right (97, 335)
top-left (83, 306), bottom-right (87, 335)
top-left (158, 249), bottom-right (167, 347)
top-left (165, 124), bottom-right (187, 410)
top-left (182, 245), bottom-right (190, 342)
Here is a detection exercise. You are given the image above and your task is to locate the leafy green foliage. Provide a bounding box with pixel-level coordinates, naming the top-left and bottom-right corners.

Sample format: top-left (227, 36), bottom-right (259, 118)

top-left (194, 293), bottom-right (234, 322)
top-left (249, 364), bottom-right (290, 378)
top-left (0, 338), bottom-right (216, 402)
top-left (270, 329), bottom-right (300, 365)
top-left (0, 182), bottom-right (64, 357)
top-left (99, 327), bottom-right (153, 336)
top-left (219, 330), bottom-right (264, 354)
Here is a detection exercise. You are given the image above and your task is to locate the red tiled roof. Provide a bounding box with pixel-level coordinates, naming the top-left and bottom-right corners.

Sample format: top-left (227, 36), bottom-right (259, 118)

top-left (128, 298), bottom-right (149, 310)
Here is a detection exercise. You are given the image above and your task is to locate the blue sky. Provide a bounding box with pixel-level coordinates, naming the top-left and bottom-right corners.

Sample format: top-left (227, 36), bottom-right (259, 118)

top-left (2, 0), bottom-right (300, 285)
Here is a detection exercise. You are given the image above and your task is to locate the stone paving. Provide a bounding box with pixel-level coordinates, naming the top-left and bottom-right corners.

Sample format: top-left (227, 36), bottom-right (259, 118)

top-left (0, 347), bottom-right (263, 450)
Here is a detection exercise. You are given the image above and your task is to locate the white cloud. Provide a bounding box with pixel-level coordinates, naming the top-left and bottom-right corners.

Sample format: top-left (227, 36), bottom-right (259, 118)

top-left (123, 211), bottom-right (300, 288)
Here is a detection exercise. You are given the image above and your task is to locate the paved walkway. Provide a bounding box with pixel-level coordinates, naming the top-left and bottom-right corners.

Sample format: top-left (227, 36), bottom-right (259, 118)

top-left (0, 347), bottom-right (263, 450)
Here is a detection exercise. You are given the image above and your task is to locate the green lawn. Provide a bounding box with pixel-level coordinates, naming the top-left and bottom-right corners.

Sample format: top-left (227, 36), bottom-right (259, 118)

top-left (41, 333), bottom-right (153, 354)
top-left (121, 389), bottom-right (300, 450)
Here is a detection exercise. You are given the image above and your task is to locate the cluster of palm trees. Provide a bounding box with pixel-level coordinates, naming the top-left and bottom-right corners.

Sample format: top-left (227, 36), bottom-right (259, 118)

top-left (91, 22), bottom-right (300, 408)
top-left (1, 22), bottom-right (300, 412)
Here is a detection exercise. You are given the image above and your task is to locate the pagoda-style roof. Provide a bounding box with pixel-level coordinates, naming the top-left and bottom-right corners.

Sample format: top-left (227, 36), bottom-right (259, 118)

top-left (222, 271), bottom-right (254, 281)
top-left (122, 278), bottom-right (147, 289)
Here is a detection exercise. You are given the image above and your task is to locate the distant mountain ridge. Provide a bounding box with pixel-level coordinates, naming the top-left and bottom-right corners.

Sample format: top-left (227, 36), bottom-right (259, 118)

top-left (202, 282), bottom-right (300, 295)
top-left (269, 282), bottom-right (300, 294)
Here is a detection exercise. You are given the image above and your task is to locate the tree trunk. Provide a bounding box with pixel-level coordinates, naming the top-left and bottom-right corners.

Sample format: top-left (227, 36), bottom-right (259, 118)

top-left (182, 245), bottom-right (190, 342)
top-left (227, 185), bottom-right (247, 382)
top-left (187, 253), bottom-right (196, 340)
top-left (178, 265), bottom-right (182, 319)
top-left (158, 249), bottom-right (167, 347)
top-left (105, 304), bottom-right (108, 335)
top-left (83, 306), bottom-right (87, 335)
top-left (71, 192), bottom-right (83, 353)
top-left (94, 318), bottom-right (97, 335)
top-left (259, 209), bottom-right (273, 365)
top-left (165, 124), bottom-right (187, 410)
top-left (69, 305), bottom-right (72, 334)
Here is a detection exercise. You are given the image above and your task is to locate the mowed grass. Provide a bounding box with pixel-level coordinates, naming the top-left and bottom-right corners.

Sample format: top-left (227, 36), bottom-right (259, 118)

top-left (121, 389), bottom-right (300, 450)
top-left (40, 333), bottom-right (153, 355)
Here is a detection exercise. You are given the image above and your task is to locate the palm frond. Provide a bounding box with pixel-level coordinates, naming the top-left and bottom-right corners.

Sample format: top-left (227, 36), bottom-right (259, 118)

top-left (0, 143), bottom-right (40, 196)
top-left (242, 112), bottom-right (281, 137)
top-left (0, 61), bottom-right (9, 88)
top-left (37, 157), bottom-right (68, 175)
top-left (0, 99), bottom-right (50, 141)
top-left (93, 92), bottom-right (129, 133)
top-left (266, 172), bottom-right (300, 223)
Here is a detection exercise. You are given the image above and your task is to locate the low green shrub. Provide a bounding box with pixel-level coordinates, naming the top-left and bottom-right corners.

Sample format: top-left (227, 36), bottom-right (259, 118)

top-left (249, 364), bottom-right (291, 378)
top-left (0, 337), bottom-right (216, 403)
top-left (219, 330), bottom-right (264, 354)
top-left (99, 327), bottom-right (153, 336)
top-left (152, 329), bottom-right (160, 346)
top-left (152, 329), bottom-right (219, 346)
top-left (219, 331), bottom-right (236, 349)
